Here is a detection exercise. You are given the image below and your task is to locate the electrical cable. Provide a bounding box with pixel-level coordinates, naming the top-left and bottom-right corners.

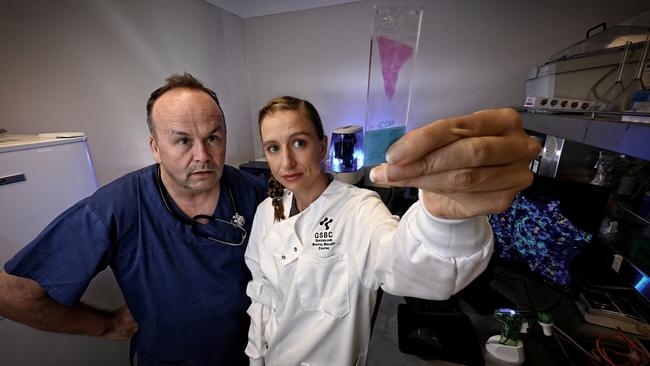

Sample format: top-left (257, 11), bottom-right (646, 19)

top-left (592, 329), bottom-right (650, 366)
top-left (552, 332), bottom-right (577, 366)
top-left (524, 327), bottom-right (575, 366)
top-left (552, 324), bottom-right (601, 363)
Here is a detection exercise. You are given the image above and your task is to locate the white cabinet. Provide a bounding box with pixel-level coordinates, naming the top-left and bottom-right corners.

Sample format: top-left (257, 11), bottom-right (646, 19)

top-left (0, 134), bottom-right (129, 366)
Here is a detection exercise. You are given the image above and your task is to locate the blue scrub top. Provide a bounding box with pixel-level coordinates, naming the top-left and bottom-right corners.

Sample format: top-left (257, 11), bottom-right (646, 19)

top-left (5, 164), bottom-right (267, 365)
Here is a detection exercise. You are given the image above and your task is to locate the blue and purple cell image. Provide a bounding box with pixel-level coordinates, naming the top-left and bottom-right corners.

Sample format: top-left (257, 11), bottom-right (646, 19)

top-left (489, 193), bottom-right (593, 288)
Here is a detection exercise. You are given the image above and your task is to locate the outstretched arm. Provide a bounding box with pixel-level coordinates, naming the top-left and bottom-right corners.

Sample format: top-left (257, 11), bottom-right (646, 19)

top-left (362, 109), bottom-right (538, 298)
top-left (356, 192), bottom-right (492, 300)
top-left (0, 271), bottom-right (137, 340)
top-left (369, 108), bottom-right (541, 218)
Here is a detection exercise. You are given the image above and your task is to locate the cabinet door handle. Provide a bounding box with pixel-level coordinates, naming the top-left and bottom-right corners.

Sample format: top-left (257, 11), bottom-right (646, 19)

top-left (0, 173), bottom-right (26, 187)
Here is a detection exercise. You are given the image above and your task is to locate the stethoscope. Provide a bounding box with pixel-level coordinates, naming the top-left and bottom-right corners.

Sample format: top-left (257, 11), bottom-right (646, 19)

top-left (157, 165), bottom-right (247, 246)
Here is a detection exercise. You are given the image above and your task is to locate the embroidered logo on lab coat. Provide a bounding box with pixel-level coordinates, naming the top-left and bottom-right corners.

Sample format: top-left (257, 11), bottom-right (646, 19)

top-left (320, 217), bottom-right (333, 230)
top-left (313, 217), bottom-right (335, 251)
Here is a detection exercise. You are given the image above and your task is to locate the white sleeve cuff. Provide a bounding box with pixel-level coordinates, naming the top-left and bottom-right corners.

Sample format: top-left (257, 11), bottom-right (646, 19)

top-left (250, 357), bottom-right (264, 366)
top-left (407, 196), bottom-right (491, 258)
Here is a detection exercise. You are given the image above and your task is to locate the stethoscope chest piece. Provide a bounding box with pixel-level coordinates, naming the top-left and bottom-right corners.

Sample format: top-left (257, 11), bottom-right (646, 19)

top-left (231, 213), bottom-right (245, 227)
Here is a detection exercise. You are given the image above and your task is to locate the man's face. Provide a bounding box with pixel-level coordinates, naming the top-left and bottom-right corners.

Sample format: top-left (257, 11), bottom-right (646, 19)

top-left (149, 88), bottom-right (226, 196)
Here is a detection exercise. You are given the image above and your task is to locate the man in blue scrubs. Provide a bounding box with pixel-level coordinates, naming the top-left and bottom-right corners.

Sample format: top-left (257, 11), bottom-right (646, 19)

top-left (0, 73), bottom-right (267, 365)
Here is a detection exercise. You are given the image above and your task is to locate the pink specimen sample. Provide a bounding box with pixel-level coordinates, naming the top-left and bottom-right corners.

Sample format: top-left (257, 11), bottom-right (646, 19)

top-left (376, 35), bottom-right (413, 100)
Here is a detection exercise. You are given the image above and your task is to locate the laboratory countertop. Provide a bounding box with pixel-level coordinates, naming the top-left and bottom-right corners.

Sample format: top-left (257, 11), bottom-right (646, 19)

top-left (367, 267), bottom-right (648, 366)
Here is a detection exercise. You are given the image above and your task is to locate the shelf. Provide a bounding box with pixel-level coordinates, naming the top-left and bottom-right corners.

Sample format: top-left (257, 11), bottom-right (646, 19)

top-left (521, 110), bottom-right (650, 161)
top-left (599, 201), bottom-right (650, 277)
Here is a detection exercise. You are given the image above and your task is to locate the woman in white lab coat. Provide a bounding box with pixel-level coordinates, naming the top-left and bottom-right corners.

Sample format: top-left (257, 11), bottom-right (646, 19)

top-left (244, 96), bottom-right (538, 366)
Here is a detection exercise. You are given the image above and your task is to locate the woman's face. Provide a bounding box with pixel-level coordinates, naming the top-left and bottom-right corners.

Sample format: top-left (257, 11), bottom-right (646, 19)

top-left (260, 109), bottom-right (327, 196)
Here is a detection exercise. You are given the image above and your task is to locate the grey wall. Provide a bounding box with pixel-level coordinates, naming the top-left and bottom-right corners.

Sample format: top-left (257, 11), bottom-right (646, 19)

top-left (0, 1), bottom-right (254, 364)
top-left (4, 0), bottom-right (648, 181)
top-left (0, 0), bottom-right (255, 186)
top-left (244, 0), bottom-right (650, 157)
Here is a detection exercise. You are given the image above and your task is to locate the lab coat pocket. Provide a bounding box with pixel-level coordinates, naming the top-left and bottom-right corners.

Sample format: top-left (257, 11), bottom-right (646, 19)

top-left (296, 253), bottom-right (350, 318)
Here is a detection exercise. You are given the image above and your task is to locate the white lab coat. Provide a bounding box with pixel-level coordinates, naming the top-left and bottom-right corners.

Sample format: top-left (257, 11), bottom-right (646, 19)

top-left (245, 180), bottom-right (493, 366)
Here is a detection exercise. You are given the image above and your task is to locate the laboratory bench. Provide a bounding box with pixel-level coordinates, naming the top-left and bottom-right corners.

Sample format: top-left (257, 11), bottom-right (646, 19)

top-left (366, 240), bottom-right (650, 366)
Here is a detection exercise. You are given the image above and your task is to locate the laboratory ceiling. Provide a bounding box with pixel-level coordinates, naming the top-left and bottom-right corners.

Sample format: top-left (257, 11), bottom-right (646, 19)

top-left (205, 0), bottom-right (363, 18)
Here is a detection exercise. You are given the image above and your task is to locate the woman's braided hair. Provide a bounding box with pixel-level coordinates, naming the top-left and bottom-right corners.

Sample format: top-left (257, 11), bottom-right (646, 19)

top-left (258, 96), bottom-right (325, 222)
top-left (268, 175), bottom-right (286, 221)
